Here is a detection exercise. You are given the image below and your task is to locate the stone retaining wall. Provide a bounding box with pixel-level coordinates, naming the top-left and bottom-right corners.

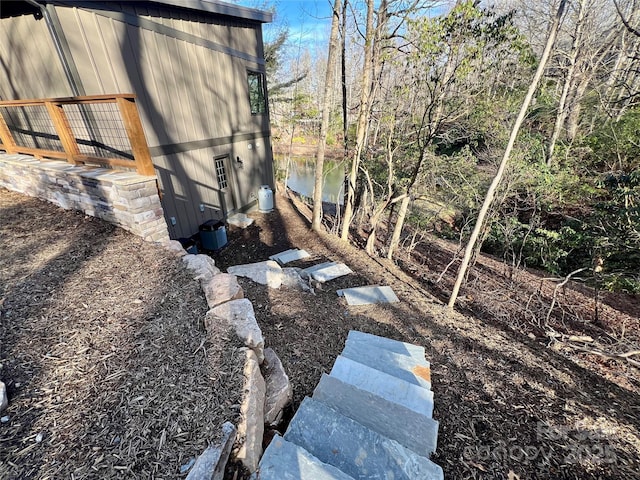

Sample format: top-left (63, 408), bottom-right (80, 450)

top-left (0, 153), bottom-right (169, 243)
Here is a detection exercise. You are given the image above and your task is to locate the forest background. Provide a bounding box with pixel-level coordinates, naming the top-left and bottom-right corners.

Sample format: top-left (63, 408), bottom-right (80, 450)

top-left (243, 0), bottom-right (640, 299)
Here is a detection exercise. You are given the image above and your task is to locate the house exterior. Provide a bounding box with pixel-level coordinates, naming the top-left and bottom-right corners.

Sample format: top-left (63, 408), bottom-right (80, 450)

top-left (0, 0), bottom-right (275, 239)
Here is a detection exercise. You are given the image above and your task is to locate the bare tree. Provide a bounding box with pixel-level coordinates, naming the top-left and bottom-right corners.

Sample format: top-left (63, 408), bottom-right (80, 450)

top-left (613, 0), bottom-right (640, 36)
top-left (312, 0), bottom-right (343, 231)
top-left (385, 1), bottom-right (522, 260)
top-left (554, 1), bottom-right (634, 142)
top-left (547, 0), bottom-right (586, 165)
top-left (340, 0), bottom-right (376, 241)
top-left (448, 0), bottom-right (568, 310)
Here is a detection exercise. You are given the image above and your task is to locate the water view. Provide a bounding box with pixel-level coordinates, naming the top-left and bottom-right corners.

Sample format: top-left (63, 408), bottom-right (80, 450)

top-left (284, 158), bottom-right (345, 205)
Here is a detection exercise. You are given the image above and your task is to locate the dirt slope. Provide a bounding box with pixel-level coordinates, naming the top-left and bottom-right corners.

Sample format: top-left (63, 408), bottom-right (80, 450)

top-left (216, 189), bottom-right (640, 480)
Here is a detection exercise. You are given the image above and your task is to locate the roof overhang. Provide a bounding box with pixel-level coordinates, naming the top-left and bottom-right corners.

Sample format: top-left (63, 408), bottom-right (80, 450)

top-left (151, 0), bottom-right (273, 23)
top-left (0, 1), bottom-right (42, 18)
top-left (0, 0), bottom-right (273, 23)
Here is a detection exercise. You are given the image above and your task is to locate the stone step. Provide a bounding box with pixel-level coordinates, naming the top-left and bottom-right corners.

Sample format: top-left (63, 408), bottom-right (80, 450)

top-left (268, 248), bottom-right (296, 259)
top-left (284, 397), bottom-right (444, 480)
top-left (301, 261), bottom-right (335, 275)
top-left (301, 261), bottom-right (353, 283)
top-left (337, 286), bottom-right (399, 305)
top-left (254, 434), bottom-right (355, 480)
top-left (330, 356), bottom-right (433, 416)
top-left (227, 213), bottom-right (254, 228)
top-left (346, 330), bottom-right (426, 361)
top-left (341, 342), bottom-right (432, 390)
top-left (313, 374), bottom-right (438, 456)
top-left (269, 249), bottom-right (311, 265)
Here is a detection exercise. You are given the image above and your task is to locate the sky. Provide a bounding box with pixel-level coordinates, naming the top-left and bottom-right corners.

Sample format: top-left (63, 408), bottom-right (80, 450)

top-left (268, 0), bottom-right (333, 44)
top-left (236, 0), bottom-right (451, 47)
top-left (237, 0), bottom-right (336, 46)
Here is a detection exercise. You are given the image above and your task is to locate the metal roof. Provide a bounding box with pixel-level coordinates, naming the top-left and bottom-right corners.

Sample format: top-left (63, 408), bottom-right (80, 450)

top-left (12, 0), bottom-right (273, 23)
top-left (147, 0), bottom-right (272, 23)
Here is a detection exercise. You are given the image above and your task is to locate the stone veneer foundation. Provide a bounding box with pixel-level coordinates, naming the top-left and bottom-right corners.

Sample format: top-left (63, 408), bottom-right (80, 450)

top-left (0, 153), bottom-right (169, 242)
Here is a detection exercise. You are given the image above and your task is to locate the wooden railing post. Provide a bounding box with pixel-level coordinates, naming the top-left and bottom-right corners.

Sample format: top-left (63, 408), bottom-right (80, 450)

top-left (44, 101), bottom-right (80, 164)
top-left (0, 109), bottom-right (18, 154)
top-left (116, 97), bottom-right (155, 176)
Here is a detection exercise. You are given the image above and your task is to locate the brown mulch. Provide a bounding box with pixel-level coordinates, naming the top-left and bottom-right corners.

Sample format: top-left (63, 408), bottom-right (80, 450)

top-left (214, 187), bottom-right (640, 480)
top-left (3, 183), bottom-right (638, 479)
top-left (0, 188), bottom-right (244, 479)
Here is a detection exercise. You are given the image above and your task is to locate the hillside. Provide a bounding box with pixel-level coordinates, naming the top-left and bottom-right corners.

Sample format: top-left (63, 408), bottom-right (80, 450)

top-left (1, 185), bottom-right (637, 479)
top-left (216, 188), bottom-right (640, 480)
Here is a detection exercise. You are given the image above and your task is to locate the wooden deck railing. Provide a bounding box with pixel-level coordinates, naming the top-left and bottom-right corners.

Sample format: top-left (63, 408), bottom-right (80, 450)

top-left (0, 94), bottom-right (155, 176)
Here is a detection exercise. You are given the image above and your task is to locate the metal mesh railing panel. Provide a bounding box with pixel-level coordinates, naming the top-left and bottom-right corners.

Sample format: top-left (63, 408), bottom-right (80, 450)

top-left (63, 103), bottom-right (133, 160)
top-left (0, 105), bottom-right (63, 151)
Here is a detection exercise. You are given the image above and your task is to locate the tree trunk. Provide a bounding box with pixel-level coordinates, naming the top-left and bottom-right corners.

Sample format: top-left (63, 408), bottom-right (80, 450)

top-left (448, 0), bottom-right (568, 310)
top-left (382, 2), bottom-right (460, 251)
top-left (312, 0), bottom-right (342, 232)
top-left (385, 200), bottom-right (397, 242)
top-left (341, 0), bottom-right (348, 156)
top-left (340, 0), bottom-right (375, 241)
top-left (547, 0), bottom-right (586, 166)
top-left (387, 194), bottom-right (410, 260)
top-left (565, 73), bottom-right (590, 142)
top-left (365, 206), bottom-right (387, 254)
top-left (604, 25), bottom-right (628, 110)
top-left (365, 145), bottom-right (394, 255)
top-left (385, 145), bottom-right (428, 260)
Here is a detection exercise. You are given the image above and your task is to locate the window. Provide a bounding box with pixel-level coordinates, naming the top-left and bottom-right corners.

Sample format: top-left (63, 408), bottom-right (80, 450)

top-left (215, 157), bottom-right (228, 189)
top-left (247, 71), bottom-right (266, 115)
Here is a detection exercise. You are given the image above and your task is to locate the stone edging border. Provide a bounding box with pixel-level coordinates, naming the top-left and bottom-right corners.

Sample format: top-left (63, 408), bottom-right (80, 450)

top-left (162, 240), bottom-right (290, 478)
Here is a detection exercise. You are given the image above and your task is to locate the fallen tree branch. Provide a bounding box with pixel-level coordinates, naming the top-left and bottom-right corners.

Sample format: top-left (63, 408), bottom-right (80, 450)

top-left (618, 350), bottom-right (640, 358)
top-left (546, 332), bottom-right (594, 343)
top-left (563, 342), bottom-right (640, 367)
top-left (544, 267), bottom-right (589, 327)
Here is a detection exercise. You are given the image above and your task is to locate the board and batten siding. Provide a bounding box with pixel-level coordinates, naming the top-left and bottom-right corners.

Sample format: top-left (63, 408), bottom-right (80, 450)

top-left (152, 135), bottom-right (271, 238)
top-left (48, 2), bottom-right (273, 238)
top-left (53, 3), bottom-right (268, 144)
top-left (0, 13), bottom-right (71, 100)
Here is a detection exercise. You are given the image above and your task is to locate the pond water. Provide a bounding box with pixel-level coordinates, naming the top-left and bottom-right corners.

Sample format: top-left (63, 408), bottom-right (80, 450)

top-left (285, 158), bottom-right (345, 205)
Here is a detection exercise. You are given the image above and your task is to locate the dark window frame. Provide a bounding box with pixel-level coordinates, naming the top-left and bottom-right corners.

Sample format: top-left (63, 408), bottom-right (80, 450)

top-left (247, 70), bottom-right (267, 115)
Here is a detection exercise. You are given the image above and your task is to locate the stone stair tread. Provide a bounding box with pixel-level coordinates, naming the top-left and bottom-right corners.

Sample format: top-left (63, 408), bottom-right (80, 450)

top-left (301, 261), bottom-right (336, 274)
top-left (284, 397), bottom-right (444, 480)
top-left (313, 374), bottom-right (438, 456)
top-left (268, 248), bottom-right (296, 259)
top-left (269, 249), bottom-right (311, 265)
top-left (341, 342), bottom-right (432, 389)
top-left (346, 330), bottom-right (426, 361)
top-left (301, 261), bottom-right (353, 282)
top-left (330, 356), bottom-right (433, 416)
top-left (254, 434), bottom-right (355, 480)
top-left (337, 286), bottom-right (399, 305)
top-left (227, 213), bottom-right (254, 228)
top-left (309, 263), bottom-right (353, 283)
